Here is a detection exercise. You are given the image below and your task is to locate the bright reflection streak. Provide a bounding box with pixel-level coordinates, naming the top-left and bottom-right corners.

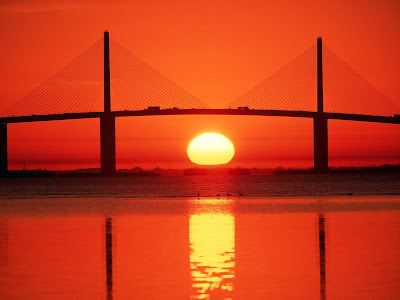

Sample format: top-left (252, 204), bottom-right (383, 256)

top-left (189, 199), bottom-right (235, 299)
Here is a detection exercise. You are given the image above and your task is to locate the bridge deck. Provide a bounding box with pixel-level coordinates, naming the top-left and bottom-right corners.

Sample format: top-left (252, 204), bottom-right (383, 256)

top-left (0, 109), bottom-right (399, 124)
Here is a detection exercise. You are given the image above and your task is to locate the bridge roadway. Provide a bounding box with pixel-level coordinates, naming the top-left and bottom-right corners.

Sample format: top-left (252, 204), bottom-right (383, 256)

top-left (0, 108), bottom-right (399, 124)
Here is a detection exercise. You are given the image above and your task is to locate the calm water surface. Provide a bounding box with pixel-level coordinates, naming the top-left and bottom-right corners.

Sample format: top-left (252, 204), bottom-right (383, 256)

top-left (0, 174), bottom-right (399, 299)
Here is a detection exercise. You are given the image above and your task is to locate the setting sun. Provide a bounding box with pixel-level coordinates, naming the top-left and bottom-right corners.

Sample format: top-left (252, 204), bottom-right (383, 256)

top-left (187, 133), bottom-right (235, 165)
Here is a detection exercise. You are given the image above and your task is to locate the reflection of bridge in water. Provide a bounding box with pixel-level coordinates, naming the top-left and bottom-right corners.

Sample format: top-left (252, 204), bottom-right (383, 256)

top-left (1, 32), bottom-right (399, 176)
top-left (3, 197), bottom-right (400, 298)
top-left (104, 206), bottom-right (327, 299)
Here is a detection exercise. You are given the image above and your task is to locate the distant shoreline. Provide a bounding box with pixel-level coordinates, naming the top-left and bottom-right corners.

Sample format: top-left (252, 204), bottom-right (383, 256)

top-left (274, 165), bottom-right (400, 175)
top-left (1, 164), bottom-right (399, 178)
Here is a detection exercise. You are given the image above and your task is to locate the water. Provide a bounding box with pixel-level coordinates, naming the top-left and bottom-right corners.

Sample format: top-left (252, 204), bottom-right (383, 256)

top-left (0, 174), bottom-right (399, 299)
top-left (1, 173), bottom-right (399, 199)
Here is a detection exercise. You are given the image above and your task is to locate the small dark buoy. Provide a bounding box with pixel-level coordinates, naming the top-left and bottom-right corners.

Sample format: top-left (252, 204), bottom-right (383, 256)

top-left (239, 193), bottom-right (243, 196)
top-left (216, 193), bottom-right (220, 197)
top-left (348, 192), bottom-right (353, 196)
top-left (197, 193), bottom-right (200, 197)
top-left (227, 193), bottom-right (231, 196)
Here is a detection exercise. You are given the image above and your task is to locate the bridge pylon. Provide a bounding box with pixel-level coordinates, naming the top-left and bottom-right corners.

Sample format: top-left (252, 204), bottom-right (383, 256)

top-left (100, 31), bottom-right (116, 176)
top-left (0, 123), bottom-right (7, 177)
top-left (314, 37), bottom-right (329, 173)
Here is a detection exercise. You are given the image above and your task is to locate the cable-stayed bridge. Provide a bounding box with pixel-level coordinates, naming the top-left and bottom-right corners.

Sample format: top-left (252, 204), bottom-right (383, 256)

top-left (0, 32), bottom-right (399, 176)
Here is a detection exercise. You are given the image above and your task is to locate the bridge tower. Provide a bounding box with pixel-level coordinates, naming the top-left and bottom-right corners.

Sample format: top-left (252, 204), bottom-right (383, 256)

top-left (314, 37), bottom-right (328, 173)
top-left (0, 123), bottom-right (7, 177)
top-left (100, 31), bottom-right (116, 175)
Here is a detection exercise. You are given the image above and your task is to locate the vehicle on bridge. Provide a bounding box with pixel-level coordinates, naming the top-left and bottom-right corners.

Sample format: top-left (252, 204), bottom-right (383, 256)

top-left (147, 106), bottom-right (160, 111)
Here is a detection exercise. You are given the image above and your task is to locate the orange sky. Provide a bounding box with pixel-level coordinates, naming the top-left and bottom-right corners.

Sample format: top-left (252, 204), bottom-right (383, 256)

top-left (0, 0), bottom-right (399, 170)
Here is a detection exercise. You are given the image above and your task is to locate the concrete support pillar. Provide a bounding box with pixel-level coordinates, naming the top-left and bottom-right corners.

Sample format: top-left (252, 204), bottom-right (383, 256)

top-left (314, 37), bottom-right (328, 173)
top-left (100, 31), bottom-right (116, 176)
top-left (100, 115), bottom-right (116, 175)
top-left (0, 124), bottom-right (7, 177)
top-left (314, 117), bottom-right (328, 173)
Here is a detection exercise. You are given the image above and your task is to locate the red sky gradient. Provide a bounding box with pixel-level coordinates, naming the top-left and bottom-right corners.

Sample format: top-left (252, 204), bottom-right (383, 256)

top-left (0, 0), bottom-right (399, 170)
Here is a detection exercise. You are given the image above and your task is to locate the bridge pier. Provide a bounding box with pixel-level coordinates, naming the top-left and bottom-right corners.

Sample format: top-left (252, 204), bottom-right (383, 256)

top-left (100, 31), bottom-right (116, 176)
top-left (314, 37), bottom-right (329, 173)
top-left (0, 124), bottom-right (7, 177)
top-left (314, 117), bottom-right (328, 173)
top-left (100, 115), bottom-right (116, 175)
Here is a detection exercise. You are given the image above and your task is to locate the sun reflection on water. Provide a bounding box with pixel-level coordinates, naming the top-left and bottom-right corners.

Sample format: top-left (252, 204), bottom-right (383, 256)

top-left (189, 199), bottom-right (235, 299)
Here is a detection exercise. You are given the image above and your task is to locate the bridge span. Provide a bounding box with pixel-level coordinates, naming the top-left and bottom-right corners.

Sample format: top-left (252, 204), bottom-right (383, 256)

top-left (0, 108), bottom-right (399, 125)
top-left (1, 32), bottom-right (399, 176)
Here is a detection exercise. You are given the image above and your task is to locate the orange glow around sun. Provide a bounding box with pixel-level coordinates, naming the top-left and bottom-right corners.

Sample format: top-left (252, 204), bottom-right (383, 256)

top-left (187, 133), bottom-right (235, 165)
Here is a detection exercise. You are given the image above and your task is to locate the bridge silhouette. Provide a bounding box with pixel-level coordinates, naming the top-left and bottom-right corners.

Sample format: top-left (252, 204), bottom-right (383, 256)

top-left (0, 31), bottom-right (399, 176)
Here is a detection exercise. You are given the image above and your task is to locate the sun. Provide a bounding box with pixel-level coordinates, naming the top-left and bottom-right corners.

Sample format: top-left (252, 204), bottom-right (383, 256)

top-left (187, 133), bottom-right (235, 165)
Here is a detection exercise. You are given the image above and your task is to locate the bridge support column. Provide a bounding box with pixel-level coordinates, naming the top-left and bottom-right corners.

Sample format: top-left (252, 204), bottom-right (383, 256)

top-left (100, 115), bottom-right (116, 176)
top-left (314, 37), bottom-right (329, 173)
top-left (0, 124), bottom-right (7, 177)
top-left (314, 117), bottom-right (328, 173)
top-left (100, 31), bottom-right (116, 176)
